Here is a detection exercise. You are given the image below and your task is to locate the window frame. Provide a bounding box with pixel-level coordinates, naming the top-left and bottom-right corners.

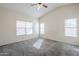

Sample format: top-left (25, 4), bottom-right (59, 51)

top-left (64, 18), bottom-right (77, 37)
top-left (40, 23), bottom-right (45, 34)
top-left (16, 21), bottom-right (33, 35)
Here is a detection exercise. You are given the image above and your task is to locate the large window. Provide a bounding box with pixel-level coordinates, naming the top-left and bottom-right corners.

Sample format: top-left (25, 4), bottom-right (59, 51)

top-left (16, 21), bottom-right (25, 35)
top-left (16, 21), bottom-right (33, 35)
top-left (40, 23), bottom-right (44, 34)
top-left (26, 22), bottom-right (32, 35)
top-left (64, 18), bottom-right (77, 37)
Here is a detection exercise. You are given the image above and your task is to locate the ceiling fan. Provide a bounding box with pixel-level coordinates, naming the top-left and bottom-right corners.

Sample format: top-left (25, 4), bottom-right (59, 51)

top-left (31, 3), bottom-right (47, 9)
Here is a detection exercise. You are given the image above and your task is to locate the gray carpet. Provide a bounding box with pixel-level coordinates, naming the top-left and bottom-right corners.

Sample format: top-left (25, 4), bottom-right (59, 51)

top-left (0, 38), bottom-right (79, 56)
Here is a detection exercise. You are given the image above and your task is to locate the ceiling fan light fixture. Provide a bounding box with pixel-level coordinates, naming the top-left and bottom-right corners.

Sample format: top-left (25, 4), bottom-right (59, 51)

top-left (37, 4), bottom-right (42, 10)
top-left (31, 3), bottom-right (47, 10)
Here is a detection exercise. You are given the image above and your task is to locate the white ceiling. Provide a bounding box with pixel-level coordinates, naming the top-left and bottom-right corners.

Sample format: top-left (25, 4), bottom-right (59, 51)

top-left (0, 3), bottom-right (69, 18)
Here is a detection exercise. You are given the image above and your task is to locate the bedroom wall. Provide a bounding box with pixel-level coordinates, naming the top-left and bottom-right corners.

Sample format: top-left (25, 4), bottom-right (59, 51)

top-left (0, 7), bottom-right (39, 46)
top-left (40, 4), bottom-right (79, 45)
top-left (0, 9), bottom-right (3, 43)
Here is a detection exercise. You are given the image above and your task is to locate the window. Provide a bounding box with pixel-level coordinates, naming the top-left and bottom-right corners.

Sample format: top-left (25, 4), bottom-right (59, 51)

top-left (64, 18), bottom-right (77, 37)
top-left (16, 21), bottom-right (25, 35)
top-left (16, 21), bottom-right (33, 35)
top-left (26, 22), bottom-right (32, 35)
top-left (40, 23), bottom-right (44, 34)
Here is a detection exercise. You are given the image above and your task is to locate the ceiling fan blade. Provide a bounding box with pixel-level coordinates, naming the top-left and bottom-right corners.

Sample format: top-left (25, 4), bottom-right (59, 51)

top-left (43, 5), bottom-right (47, 8)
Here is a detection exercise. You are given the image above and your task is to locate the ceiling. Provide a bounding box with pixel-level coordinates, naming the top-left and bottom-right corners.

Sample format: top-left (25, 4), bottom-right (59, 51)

top-left (0, 3), bottom-right (69, 18)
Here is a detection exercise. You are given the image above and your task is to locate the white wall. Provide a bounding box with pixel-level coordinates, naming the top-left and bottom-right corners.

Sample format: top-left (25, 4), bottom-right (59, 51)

top-left (0, 7), bottom-right (39, 46)
top-left (40, 4), bottom-right (79, 45)
top-left (0, 9), bottom-right (2, 41)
